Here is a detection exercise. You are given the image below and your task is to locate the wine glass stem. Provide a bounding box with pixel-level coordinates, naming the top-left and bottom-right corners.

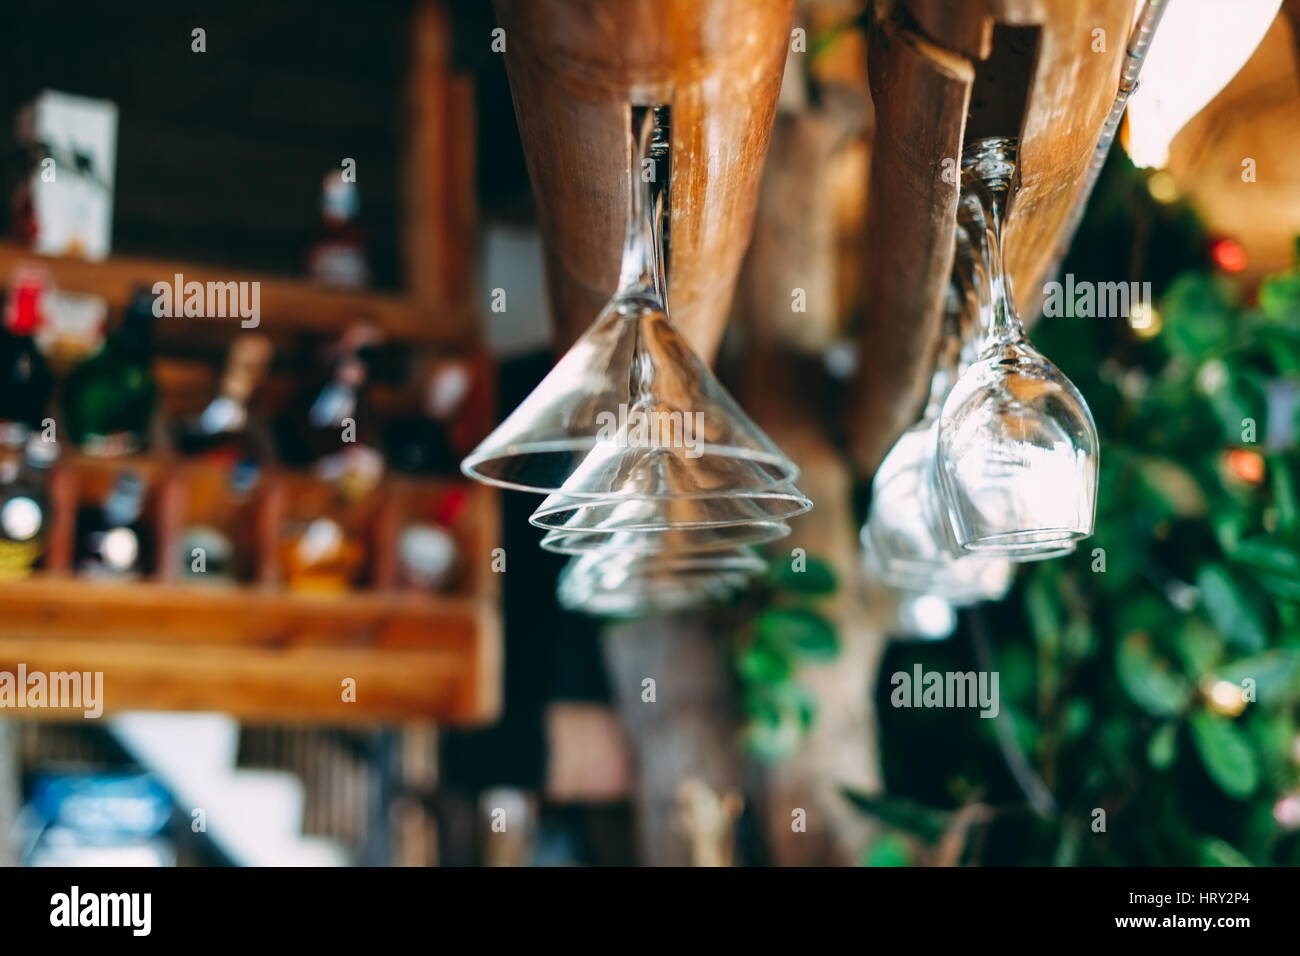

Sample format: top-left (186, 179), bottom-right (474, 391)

top-left (617, 106), bottom-right (668, 305)
top-left (976, 180), bottom-right (1024, 346)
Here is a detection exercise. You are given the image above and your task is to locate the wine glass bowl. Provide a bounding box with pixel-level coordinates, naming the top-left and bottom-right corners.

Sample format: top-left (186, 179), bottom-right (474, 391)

top-left (937, 338), bottom-right (1097, 552)
top-left (933, 136), bottom-right (1099, 555)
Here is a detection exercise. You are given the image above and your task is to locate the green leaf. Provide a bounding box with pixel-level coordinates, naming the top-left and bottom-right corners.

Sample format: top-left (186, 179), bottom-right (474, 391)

top-left (1163, 273), bottom-right (1235, 358)
top-left (738, 641), bottom-right (792, 683)
top-left (1196, 564), bottom-right (1269, 652)
top-left (1217, 650), bottom-right (1300, 702)
top-left (1063, 699), bottom-right (1093, 742)
top-left (1256, 572), bottom-right (1300, 601)
top-left (1147, 721), bottom-right (1178, 770)
top-left (1229, 535), bottom-right (1300, 578)
top-left (841, 790), bottom-right (951, 842)
top-left (1116, 631), bottom-right (1193, 717)
top-left (1259, 271), bottom-right (1300, 325)
top-left (741, 718), bottom-right (799, 762)
top-left (755, 607), bottom-right (839, 661)
top-left (1271, 456), bottom-right (1299, 533)
top-left (862, 833), bottom-right (913, 867)
top-left (1198, 838), bottom-right (1253, 867)
top-left (767, 680), bottom-right (818, 732)
top-left (1025, 571), bottom-right (1062, 651)
top-left (1137, 457), bottom-right (1208, 518)
top-left (1189, 711), bottom-right (1259, 799)
top-left (769, 554), bottom-right (838, 596)
top-left (1174, 616), bottom-right (1223, 676)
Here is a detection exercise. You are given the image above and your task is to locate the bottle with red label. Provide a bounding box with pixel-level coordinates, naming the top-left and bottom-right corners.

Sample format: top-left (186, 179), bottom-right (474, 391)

top-left (0, 271), bottom-right (54, 448)
top-left (398, 487), bottom-right (469, 592)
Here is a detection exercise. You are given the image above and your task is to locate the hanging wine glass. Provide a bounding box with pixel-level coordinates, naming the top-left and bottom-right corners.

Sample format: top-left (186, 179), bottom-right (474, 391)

top-left (540, 519), bottom-right (791, 556)
top-left (862, 287), bottom-right (1015, 602)
top-left (935, 137), bottom-right (1098, 555)
top-left (461, 105), bottom-right (804, 509)
top-left (923, 220), bottom-right (1075, 564)
top-left (557, 548), bottom-right (767, 617)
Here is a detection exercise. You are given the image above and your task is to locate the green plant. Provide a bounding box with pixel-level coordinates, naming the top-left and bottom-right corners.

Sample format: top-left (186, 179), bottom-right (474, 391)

top-left (858, 150), bottom-right (1300, 866)
top-left (735, 554), bottom-right (840, 760)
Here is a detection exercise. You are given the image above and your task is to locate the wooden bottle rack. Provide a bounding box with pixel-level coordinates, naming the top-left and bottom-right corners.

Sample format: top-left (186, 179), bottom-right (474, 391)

top-left (0, 0), bottom-right (499, 725)
top-left (0, 454), bottom-right (500, 724)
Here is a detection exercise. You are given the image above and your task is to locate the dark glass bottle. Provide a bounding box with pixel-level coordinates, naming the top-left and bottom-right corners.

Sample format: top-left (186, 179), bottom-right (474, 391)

top-left (0, 437), bottom-right (56, 579)
top-left (76, 470), bottom-right (151, 579)
top-left (275, 323), bottom-right (381, 467)
top-left (66, 288), bottom-right (158, 456)
top-left (176, 334), bottom-right (273, 463)
top-left (0, 279), bottom-right (54, 448)
top-left (178, 461), bottom-right (259, 584)
top-left (306, 171), bottom-right (369, 289)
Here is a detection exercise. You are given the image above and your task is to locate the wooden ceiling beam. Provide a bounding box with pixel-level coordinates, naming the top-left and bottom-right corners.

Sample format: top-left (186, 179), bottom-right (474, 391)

top-left (491, 0), bottom-right (795, 362)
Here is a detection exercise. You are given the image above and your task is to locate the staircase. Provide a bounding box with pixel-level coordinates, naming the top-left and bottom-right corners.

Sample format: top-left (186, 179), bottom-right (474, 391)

top-left (110, 712), bottom-right (350, 867)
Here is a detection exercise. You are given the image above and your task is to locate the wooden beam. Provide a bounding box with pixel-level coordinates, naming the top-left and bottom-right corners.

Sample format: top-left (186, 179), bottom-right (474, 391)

top-left (903, 0), bottom-right (1139, 319)
top-left (847, 0), bottom-right (1138, 473)
top-left (405, 0), bottom-right (479, 330)
top-left (846, 19), bottom-right (973, 474)
top-left (491, 0), bottom-right (795, 361)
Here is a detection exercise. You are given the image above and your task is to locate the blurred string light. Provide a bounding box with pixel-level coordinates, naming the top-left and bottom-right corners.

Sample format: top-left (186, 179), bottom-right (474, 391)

top-left (890, 593), bottom-right (957, 643)
top-left (1125, 0), bottom-right (1281, 169)
top-left (1146, 169), bottom-right (1179, 203)
top-left (1273, 792), bottom-right (1300, 831)
top-left (1127, 301), bottom-right (1162, 338)
top-left (1203, 677), bottom-right (1249, 717)
top-left (1208, 236), bottom-right (1247, 274)
top-left (1223, 448), bottom-right (1267, 486)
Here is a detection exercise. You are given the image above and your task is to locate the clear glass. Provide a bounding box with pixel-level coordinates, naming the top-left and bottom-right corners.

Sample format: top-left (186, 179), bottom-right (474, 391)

top-left (530, 483), bottom-right (810, 532)
top-left (862, 287), bottom-right (1015, 603)
top-left (935, 137), bottom-right (1098, 554)
top-left (461, 105), bottom-right (801, 500)
top-left (556, 548), bottom-right (765, 616)
top-left (540, 520), bottom-right (791, 556)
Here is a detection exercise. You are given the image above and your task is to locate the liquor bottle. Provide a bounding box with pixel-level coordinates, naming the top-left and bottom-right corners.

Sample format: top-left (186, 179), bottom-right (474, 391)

top-left (397, 487), bottom-right (469, 591)
top-left (76, 470), bottom-right (150, 579)
top-left (65, 288), bottom-right (158, 456)
top-left (279, 480), bottom-right (365, 593)
top-left (176, 335), bottom-right (273, 462)
top-left (274, 323), bottom-right (381, 467)
top-left (306, 171), bottom-right (369, 289)
top-left (383, 362), bottom-right (471, 476)
top-left (0, 274), bottom-right (54, 448)
top-left (177, 461), bottom-right (259, 584)
top-left (0, 436), bottom-right (57, 579)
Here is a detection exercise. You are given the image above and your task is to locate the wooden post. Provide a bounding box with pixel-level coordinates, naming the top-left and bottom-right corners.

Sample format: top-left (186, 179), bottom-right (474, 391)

top-left (846, 18), bottom-right (973, 474)
top-left (405, 0), bottom-right (479, 339)
top-left (491, 0), bottom-right (796, 360)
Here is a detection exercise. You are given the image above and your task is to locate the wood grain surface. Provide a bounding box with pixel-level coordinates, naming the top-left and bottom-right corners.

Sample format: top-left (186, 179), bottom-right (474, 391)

top-left (492, 0), bottom-right (796, 360)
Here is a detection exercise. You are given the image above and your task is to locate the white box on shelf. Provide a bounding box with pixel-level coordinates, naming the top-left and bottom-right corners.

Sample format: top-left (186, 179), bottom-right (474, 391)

top-left (15, 89), bottom-right (118, 262)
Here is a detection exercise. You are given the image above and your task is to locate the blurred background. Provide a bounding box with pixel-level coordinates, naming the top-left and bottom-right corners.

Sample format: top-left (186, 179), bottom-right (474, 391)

top-left (0, 0), bottom-right (1298, 867)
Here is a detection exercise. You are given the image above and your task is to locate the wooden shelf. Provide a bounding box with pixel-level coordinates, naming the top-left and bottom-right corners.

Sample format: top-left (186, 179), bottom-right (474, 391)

top-left (0, 241), bottom-right (478, 349)
top-left (5, 453), bottom-right (501, 724)
top-left (0, 577), bottom-right (499, 723)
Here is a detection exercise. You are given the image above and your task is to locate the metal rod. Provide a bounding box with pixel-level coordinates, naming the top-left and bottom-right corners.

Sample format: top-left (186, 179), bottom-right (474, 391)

top-left (1051, 0), bottom-right (1170, 266)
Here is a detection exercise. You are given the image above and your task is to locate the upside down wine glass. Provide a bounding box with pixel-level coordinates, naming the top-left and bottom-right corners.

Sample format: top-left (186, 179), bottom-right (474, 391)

top-left (863, 295), bottom-right (1014, 603)
top-left (935, 137), bottom-right (1098, 554)
top-left (461, 104), bottom-right (809, 563)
